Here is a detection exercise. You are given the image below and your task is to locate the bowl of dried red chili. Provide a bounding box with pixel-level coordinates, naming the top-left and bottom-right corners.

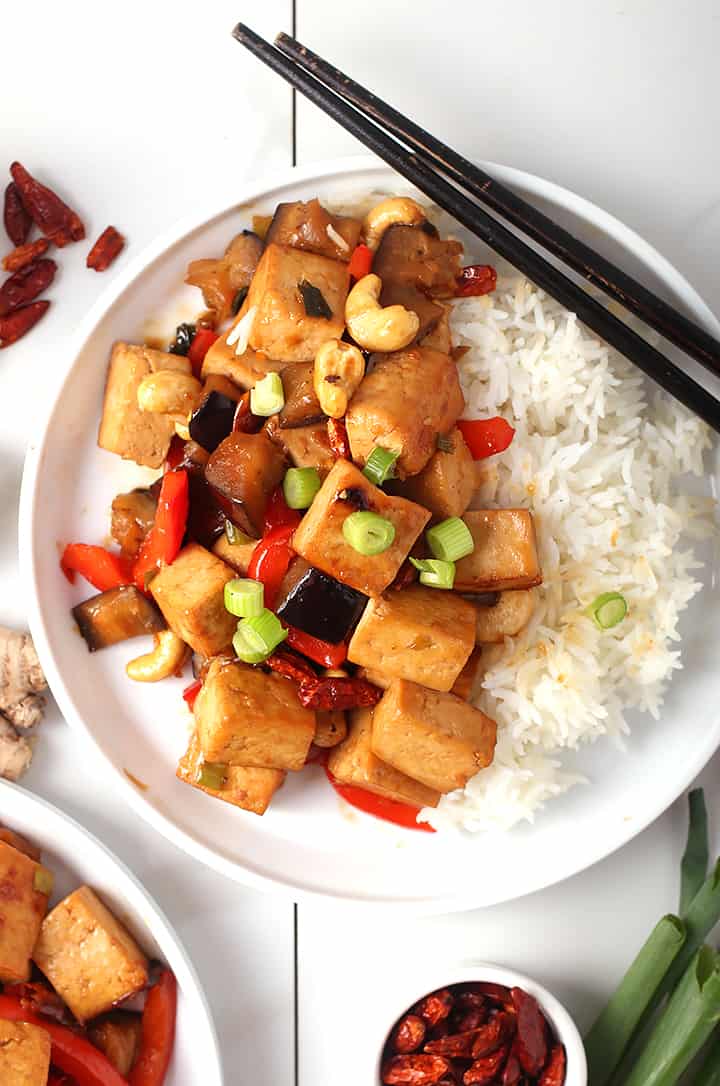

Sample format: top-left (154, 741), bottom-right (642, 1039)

top-left (377, 964), bottom-right (586, 1086)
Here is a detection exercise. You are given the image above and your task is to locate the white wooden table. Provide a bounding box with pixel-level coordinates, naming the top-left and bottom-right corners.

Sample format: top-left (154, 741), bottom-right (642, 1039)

top-left (2, 2), bottom-right (719, 1083)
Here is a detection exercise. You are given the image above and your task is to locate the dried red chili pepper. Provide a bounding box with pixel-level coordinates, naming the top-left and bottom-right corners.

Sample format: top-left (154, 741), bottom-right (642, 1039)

top-left (501, 1046), bottom-right (522, 1086)
top-left (456, 264), bottom-right (497, 298)
top-left (297, 675), bottom-right (382, 711)
top-left (2, 237), bottom-right (50, 273)
top-left (415, 991), bottom-right (454, 1028)
top-left (471, 1013), bottom-right (515, 1059)
top-left (0, 258), bottom-right (56, 318)
top-left (265, 648), bottom-right (317, 686)
top-left (538, 1044), bottom-right (566, 1086)
top-left (86, 225), bottom-right (125, 271)
top-left (464, 983), bottom-right (515, 1013)
top-left (382, 1054), bottom-right (452, 1085)
top-left (393, 1015), bottom-right (427, 1055)
top-left (452, 1006), bottom-right (487, 1034)
top-left (3, 182), bottom-right (32, 246)
top-left (0, 300), bottom-right (50, 347)
top-left (10, 162), bottom-right (85, 247)
top-left (463, 1046), bottom-right (508, 1086)
top-left (327, 416), bottom-right (351, 459)
top-left (511, 989), bottom-right (547, 1076)
top-left (424, 1028), bottom-right (482, 1059)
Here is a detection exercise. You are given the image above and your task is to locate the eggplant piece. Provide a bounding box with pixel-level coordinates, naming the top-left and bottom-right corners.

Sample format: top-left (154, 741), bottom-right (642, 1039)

top-left (88, 1013), bottom-right (142, 1077)
top-left (188, 390), bottom-right (237, 452)
top-left (275, 559), bottom-right (367, 643)
top-left (73, 586), bottom-right (165, 652)
top-left (265, 198), bottom-right (361, 261)
top-left (110, 488), bottom-right (157, 557)
top-left (205, 430), bottom-right (286, 536)
top-left (171, 439), bottom-right (226, 547)
top-left (372, 224), bottom-right (463, 298)
top-left (185, 231), bottom-right (263, 320)
top-left (278, 363), bottom-right (325, 430)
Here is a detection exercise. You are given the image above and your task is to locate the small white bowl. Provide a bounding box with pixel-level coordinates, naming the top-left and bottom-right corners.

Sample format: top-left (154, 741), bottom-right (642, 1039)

top-left (371, 963), bottom-right (587, 1086)
top-left (0, 780), bottom-right (224, 1086)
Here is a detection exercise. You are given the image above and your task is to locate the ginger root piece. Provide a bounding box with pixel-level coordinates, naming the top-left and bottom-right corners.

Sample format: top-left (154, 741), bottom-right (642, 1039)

top-left (0, 628), bottom-right (48, 781)
top-left (0, 717), bottom-right (33, 782)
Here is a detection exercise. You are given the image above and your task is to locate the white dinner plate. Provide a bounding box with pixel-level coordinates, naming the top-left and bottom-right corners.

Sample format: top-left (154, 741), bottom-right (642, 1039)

top-left (0, 780), bottom-right (223, 1083)
top-left (19, 156), bottom-right (720, 911)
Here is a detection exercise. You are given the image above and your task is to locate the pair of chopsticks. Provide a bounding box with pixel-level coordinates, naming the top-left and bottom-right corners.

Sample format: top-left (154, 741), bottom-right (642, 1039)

top-left (232, 23), bottom-right (720, 433)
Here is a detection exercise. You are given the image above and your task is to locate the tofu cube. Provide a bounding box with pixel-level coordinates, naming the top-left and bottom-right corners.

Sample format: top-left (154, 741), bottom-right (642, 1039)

top-left (327, 708), bottom-right (440, 809)
top-left (0, 841), bottom-right (50, 983)
top-left (371, 679), bottom-right (497, 794)
top-left (212, 531), bottom-right (258, 575)
top-left (33, 886), bottom-right (149, 1023)
top-left (0, 1020), bottom-right (51, 1086)
top-left (201, 336), bottom-right (292, 389)
top-left (98, 343), bottom-right (191, 468)
top-left (474, 589), bottom-right (537, 643)
top-left (348, 585), bottom-right (476, 692)
top-left (394, 426), bottom-right (475, 518)
top-left (177, 731), bottom-right (286, 815)
top-left (150, 543), bottom-right (237, 656)
top-left (345, 347), bottom-right (464, 476)
top-left (292, 460), bottom-right (430, 597)
top-left (88, 1013), bottom-right (142, 1077)
top-left (451, 646), bottom-right (484, 701)
top-left (239, 242), bottom-right (349, 362)
top-left (195, 659), bottom-right (316, 771)
top-left (454, 510), bottom-right (542, 592)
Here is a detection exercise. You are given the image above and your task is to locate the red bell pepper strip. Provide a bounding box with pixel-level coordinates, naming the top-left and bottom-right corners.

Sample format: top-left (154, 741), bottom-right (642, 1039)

top-left (60, 544), bottom-right (133, 592)
top-left (263, 487), bottom-right (303, 534)
top-left (456, 263), bottom-right (497, 297)
top-left (325, 769), bottom-right (435, 832)
top-left (182, 678), bottom-right (202, 710)
top-left (128, 969), bottom-right (177, 1086)
top-left (187, 328), bottom-right (218, 376)
top-left (134, 469), bottom-right (189, 591)
top-left (457, 417), bottom-right (515, 459)
top-left (285, 626), bottom-right (347, 668)
top-left (348, 243), bottom-right (373, 280)
top-left (247, 523), bottom-right (296, 609)
top-left (0, 994), bottom-right (126, 1086)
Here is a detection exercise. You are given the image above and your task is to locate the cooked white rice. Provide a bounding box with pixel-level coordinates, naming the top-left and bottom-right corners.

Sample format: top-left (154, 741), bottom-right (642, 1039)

top-left (420, 272), bottom-right (715, 833)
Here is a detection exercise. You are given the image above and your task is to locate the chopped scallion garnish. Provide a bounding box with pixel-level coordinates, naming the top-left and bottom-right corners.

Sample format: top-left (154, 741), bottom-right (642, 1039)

top-left (342, 511), bottom-right (395, 555)
top-left (410, 557), bottom-right (456, 590)
top-left (250, 372), bottom-right (284, 416)
top-left (362, 446), bottom-right (400, 486)
top-left (426, 517), bottom-right (474, 562)
top-left (283, 467), bottom-right (322, 509)
top-left (197, 761), bottom-right (228, 791)
top-left (588, 591), bottom-right (628, 630)
top-left (33, 866), bottom-right (53, 896)
top-left (234, 609), bottom-right (288, 663)
top-left (224, 578), bottom-right (264, 619)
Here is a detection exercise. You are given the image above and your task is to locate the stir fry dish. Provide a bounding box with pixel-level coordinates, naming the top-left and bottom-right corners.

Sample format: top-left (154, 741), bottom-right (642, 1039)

top-left (63, 194), bottom-right (542, 829)
top-left (0, 824), bottom-right (177, 1084)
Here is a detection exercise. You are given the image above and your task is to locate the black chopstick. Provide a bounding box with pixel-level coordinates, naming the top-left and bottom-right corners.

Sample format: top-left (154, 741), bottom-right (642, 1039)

top-left (276, 31), bottom-right (720, 383)
top-left (231, 23), bottom-right (720, 434)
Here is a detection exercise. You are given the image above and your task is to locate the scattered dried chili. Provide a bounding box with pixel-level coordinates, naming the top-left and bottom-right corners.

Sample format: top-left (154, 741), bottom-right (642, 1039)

top-left (456, 264), bottom-right (497, 297)
top-left (3, 182), bottom-right (32, 246)
top-left (296, 675), bottom-right (382, 711)
top-left (2, 237), bottom-right (50, 273)
top-left (10, 161), bottom-right (85, 247)
top-left (382, 1054), bottom-right (452, 1085)
top-left (0, 300), bottom-right (50, 348)
top-left (511, 988), bottom-right (547, 1076)
top-left (393, 1016), bottom-right (427, 1055)
top-left (86, 225), bottom-right (125, 271)
top-left (0, 259), bottom-right (56, 318)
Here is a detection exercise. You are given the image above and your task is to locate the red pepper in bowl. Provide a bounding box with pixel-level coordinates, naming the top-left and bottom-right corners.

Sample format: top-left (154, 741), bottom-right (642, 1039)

top-left (457, 418), bottom-right (515, 459)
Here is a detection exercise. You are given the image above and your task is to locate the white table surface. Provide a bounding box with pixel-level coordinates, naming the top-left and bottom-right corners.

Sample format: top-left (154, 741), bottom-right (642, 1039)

top-left (2, 2), bottom-right (719, 1084)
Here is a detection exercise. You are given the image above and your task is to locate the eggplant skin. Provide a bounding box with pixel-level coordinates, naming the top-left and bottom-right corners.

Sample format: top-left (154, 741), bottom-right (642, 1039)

top-left (275, 564), bottom-right (367, 643)
top-left (73, 586), bottom-right (166, 652)
top-left (188, 390), bottom-right (237, 453)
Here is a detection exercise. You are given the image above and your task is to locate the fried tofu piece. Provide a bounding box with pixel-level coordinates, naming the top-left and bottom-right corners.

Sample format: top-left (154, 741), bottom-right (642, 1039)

top-left (98, 343), bottom-right (191, 468)
top-left (0, 827), bottom-right (40, 861)
top-left (150, 543), bottom-right (237, 657)
top-left (212, 531), bottom-right (258, 575)
top-left (345, 347), bottom-right (464, 477)
top-left (0, 1020), bottom-right (51, 1086)
top-left (239, 242), bottom-right (349, 362)
top-left (195, 659), bottom-right (315, 771)
top-left (327, 708), bottom-right (440, 808)
top-left (33, 887), bottom-right (149, 1023)
top-left (201, 336), bottom-right (292, 389)
top-left (474, 589), bottom-right (537, 643)
top-left (313, 710), bottom-right (347, 749)
top-left (451, 646), bottom-right (484, 700)
top-left (419, 304), bottom-right (452, 353)
top-left (266, 417), bottom-right (336, 474)
top-left (88, 1013), bottom-right (142, 1077)
top-left (292, 460), bottom-right (430, 597)
top-left (348, 586), bottom-right (476, 692)
top-left (371, 679), bottom-right (497, 794)
top-left (394, 426), bottom-right (475, 518)
top-left (177, 731), bottom-right (286, 815)
top-left (0, 841), bottom-right (50, 983)
top-left (454, 510), bottom-right (542, 592)
top-left (265, 199), bottom-right (361, 261)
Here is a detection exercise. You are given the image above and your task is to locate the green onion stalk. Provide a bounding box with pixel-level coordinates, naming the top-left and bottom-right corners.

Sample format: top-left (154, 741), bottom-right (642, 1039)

top-left (681, 789), bottom-right (709, 915)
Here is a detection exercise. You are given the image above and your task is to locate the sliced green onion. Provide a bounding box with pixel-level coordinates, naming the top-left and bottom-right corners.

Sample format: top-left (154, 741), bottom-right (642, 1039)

top-left (426, 517), bottom-right (474, 562)
top-left (283, 467), bottom-right (322, 509)
top-left (691, 1027), bottom-right (720, 1086)
top-left (234, 609), bottom-right (288, 663)
top-left (588, 591), bottom-right (628, 630)
top-left (584, 914), bottom-right (686, 1086)
top-left (250, 372), bottom-right (284, 416)
top-left (362, 446), bottom-right (399, 486)
top-left (224, 578), bottom-right (264, 618)
top-left (410, 557), bottom-right (456, 589)
top-left (197, 761), bottom-right (228, 790)
top-left (623, 946), bottom-right (720, 1086)
top-left (232, 625), bottom-right (269, 665)
top-left (33, 866), bottom-right (54, 896)
top-left (224, 520), bottom-right (254, 546)
top-left (342, 511), bottom-right (395, 555)
top-left (681, 788), bottom-right (709, 914)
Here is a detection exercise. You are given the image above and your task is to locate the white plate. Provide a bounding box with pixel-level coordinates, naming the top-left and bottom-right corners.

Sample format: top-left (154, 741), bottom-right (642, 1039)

top-left (0, 780), bottom-right (223, 1084)
top-left (20, 156), bottom-right (720, 911)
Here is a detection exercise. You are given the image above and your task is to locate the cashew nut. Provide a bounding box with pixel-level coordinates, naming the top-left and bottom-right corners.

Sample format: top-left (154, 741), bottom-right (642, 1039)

top-left (313, 340), bottom-right (365, 418)
top-left (137, 371), bottom-right (202, 416)
top-left (362, 196), bottom-right (426, 251)
top-left (126, 629), bottom-right (189, 683)
top-left (345, 274), bottom-right (420, 352)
